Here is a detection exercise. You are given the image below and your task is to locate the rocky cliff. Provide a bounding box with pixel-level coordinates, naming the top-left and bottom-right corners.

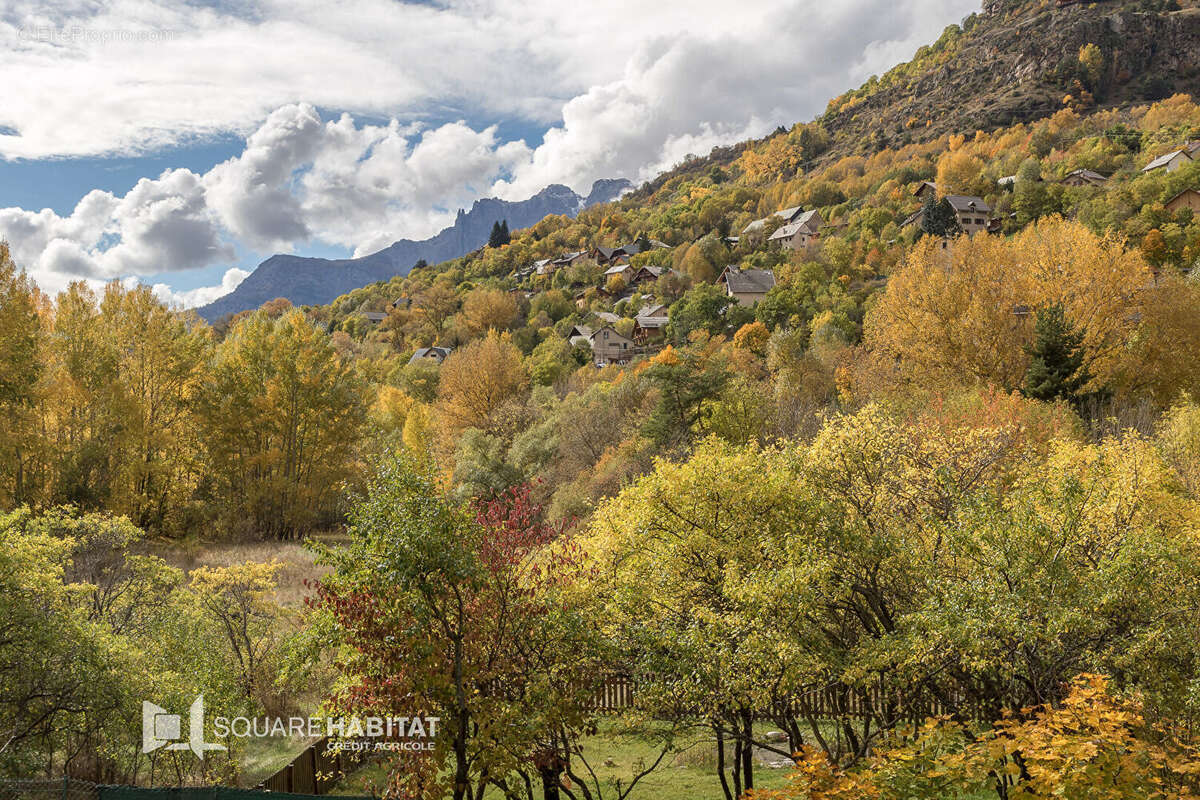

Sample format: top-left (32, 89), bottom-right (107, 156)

top-left (821, 0), bottom-right (1200, 155)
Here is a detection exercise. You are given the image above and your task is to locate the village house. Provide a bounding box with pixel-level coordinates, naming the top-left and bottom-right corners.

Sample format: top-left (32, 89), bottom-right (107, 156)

top-left (633, 303), bottom-right (669, 345)
top-left (1061, 168), bottom-right (1108, 187)
top-left (629, 265), bottom-right (674, 286)
top-left (567, 325), bottom-right (593, 348)
top-left (718, 266), bottom-right (776, 306)
top-left (408, 346), bottom-right (453, 365)
top-left (362, 311), bottom-right (388, 324)
top-left (592, 246), bottom-right (625, 266)
top-left (589, 325), bottom-right (635, 366)
top-left (742, 205), bottom-right (819, 236)
top-left (592, 240), bottom-right (668, 266)
top-left (603, 261), bottom-right (637, 284)
top-left (1166, 188), bottom-right (1200, 215)
top-left (555, 251), bottom-right (591, 269)
top-left (390, 296), bottom-right (411, 310)
top-left (945, 196), bottom-right (992, 235)
top-left (532, 258), bottom-right (554, 276)
top-left (1142, 147), bottom-right (1195, 174)
top-left (913, 181), bottom-right (938, 201)
top-left (767, 209), bottom-right (823, 250)
top-left (901, 194), bottom-right (992, 235)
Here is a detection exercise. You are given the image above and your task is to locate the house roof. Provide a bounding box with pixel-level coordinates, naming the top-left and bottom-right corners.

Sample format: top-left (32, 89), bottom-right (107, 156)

top-left (363, 311), bottom-right (388, 323)
top-left (594, 311), bottom-right (620, 324)
top-left (1066, 168), bottom-right (1107, 181)
top-left (913, 181), bottom-right (938, 196)
top-left (568, 325), bottom-right (593, 340)
top-left (630, 266), bottom-right (668, 282)
top-left (604, 263), bottom-right (632, 276)
top-left (768, 211), bottom-right (822, 240)
top-left (1165, 188), bottom-right (1200, 207)
top-left (944, 195), bottom-right (991, 213)
top-left (743, 206), bottom-right (817, 234)
top-left (769, 221), bottom-right (804, 240)
top-left (589, 324), bottom-right (632, 343)
top-left (408, 346), bottom-right (453, 364)
top-left (719, 266), bottom-right (776, 295)
top-left (1142, 149), bottom-right (1193, 172)
top-left (635, 304), bottom-right (669, 328)
top-left (552, 251), bottom-right (587, 264)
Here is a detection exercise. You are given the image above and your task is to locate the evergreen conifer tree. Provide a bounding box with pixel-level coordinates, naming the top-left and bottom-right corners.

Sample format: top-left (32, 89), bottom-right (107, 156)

top-left (487, 221), bottom-right (505, 248)
top-left (1022, 304), bottom-right (1093, 405)
top-left (920, 195), bottom-right (961, 238)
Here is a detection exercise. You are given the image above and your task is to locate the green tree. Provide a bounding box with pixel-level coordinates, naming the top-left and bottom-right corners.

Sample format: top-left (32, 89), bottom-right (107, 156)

top-left (920, 195), bottom-right (961, 238)
top-left (642, 345), bottom-right (731, 447)
top-left (1022, 304), bottom-right (1093, 406)
top-left (488, 219), bottom-right (511, 248)
top-left (667, 283), bottom-right (734, 342)
top-left (317, 461), bottom-right (600, 800)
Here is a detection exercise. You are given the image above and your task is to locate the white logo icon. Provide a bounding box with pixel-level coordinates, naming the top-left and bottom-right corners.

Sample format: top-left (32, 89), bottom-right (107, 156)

top-left (142, 695), bottom-right (227, 758)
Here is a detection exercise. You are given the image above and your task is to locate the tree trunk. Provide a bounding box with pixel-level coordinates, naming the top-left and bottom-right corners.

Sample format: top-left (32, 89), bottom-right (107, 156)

top-left (539, 764), bottom-right (561, 800)
top-left (731, 734), bottom-right (742, 800)
top-left (740, 709), bottom-right (754, 792)
top-left (715, 723), bottom-right (733, 800)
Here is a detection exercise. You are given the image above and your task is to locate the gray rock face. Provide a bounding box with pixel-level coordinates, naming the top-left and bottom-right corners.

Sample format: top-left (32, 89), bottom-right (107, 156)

top-left (196, 179), bottom-right (630, 321)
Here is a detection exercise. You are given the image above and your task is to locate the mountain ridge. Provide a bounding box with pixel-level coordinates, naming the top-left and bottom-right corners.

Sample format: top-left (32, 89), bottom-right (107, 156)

top-left (196, 178), bottom-right (631, 321)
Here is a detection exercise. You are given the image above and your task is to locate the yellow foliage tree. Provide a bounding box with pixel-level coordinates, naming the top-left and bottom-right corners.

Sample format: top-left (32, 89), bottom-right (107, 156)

top-left (758, 675), bottom-right (1200, 800)
top-left (865, 217), bottom-right (1151, 392)
top-left (460, 287), bottom-right (518, 336)
top-left (733, 321), bottom-right (770, 354)
top-left (680, 242), bottom-right (717, 283)
top-left (436, 331), bottom-right (529, 436)
top-left (935, 148), bottom-right (986, 196)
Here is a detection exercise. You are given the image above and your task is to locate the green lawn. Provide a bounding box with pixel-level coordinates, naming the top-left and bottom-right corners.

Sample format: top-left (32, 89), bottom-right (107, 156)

top-left (332, 720), bottom-right (796, 799)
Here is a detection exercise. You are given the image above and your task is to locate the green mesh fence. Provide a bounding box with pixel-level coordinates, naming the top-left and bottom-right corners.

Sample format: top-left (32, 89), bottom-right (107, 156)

top-left (0, 780), bottom-right (370, 800)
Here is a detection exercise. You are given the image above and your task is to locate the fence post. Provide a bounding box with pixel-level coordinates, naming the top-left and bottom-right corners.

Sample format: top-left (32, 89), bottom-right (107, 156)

top-left (61, 776), bottom-right (69, 800)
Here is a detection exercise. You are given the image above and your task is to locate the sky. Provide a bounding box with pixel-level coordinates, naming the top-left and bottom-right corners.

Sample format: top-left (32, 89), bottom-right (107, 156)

top-left (0, 0), bottom-right (978, 308)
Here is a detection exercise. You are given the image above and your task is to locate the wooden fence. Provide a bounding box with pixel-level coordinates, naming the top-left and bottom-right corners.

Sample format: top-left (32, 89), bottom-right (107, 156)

top-left (587, 675), bottom-right (980, 723)
top-left (258, 677), bottom-right (979, 795)
top-left (257, 737), bottom-right (364, 795)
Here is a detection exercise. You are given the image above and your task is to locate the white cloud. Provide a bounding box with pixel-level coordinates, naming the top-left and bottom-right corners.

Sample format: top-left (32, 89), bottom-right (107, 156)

top-left (0, 168), bottom-right (232, 285)
top-left (152, 267), bottom-right (250, 309)
top-left (0, 0), bottom-right (977, 306)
